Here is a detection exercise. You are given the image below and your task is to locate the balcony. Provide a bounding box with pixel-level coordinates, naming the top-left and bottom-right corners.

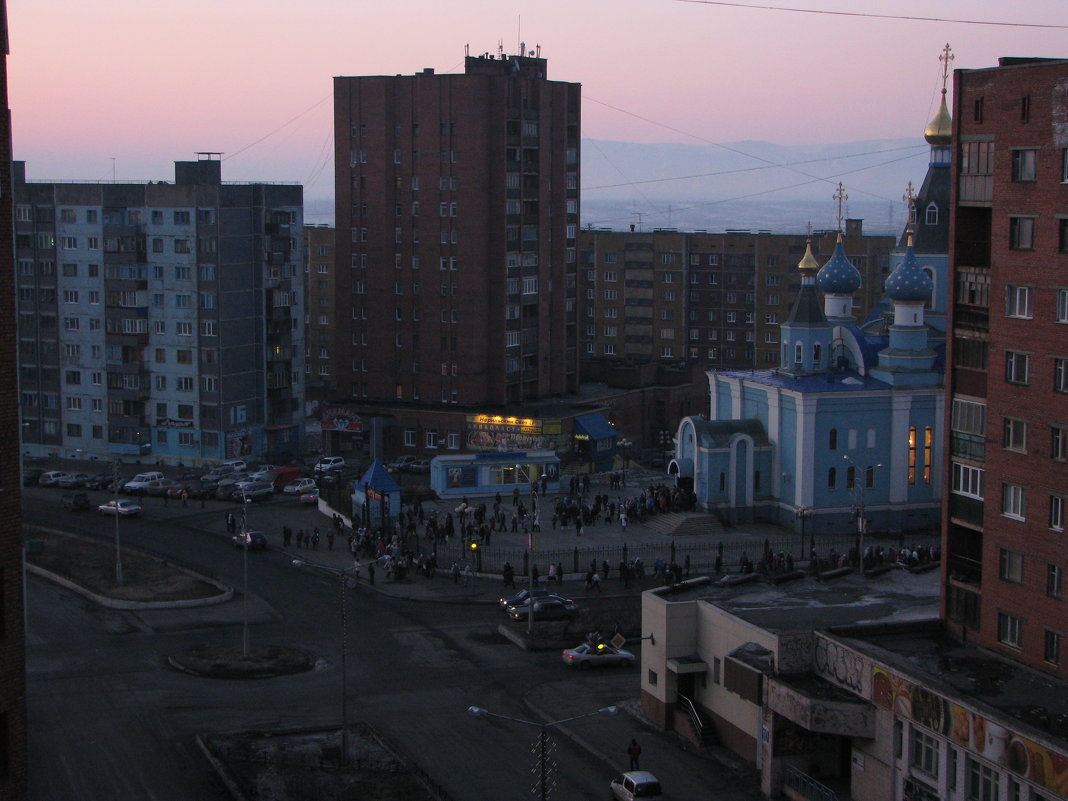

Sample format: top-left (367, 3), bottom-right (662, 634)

top-left (947, 554), bottom-right (982, 586)
top-left (950, 432), bottom-right (985, 461)
top-left (948, 494), bottom-right (984, 528)
top-left (953, 305), bottom-right (988, 331)
top-left (959, 174), bottom-right (993, 203)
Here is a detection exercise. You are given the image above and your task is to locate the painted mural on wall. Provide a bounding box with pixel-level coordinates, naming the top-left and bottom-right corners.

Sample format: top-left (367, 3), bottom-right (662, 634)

top-left (320, 406), bottom-right (363, 433)
top-left (872, 668), bottom-right (1068, 797)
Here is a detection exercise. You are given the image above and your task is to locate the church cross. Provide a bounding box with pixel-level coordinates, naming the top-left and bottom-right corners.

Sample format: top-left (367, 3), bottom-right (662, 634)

top-left (833, 183), bottom-right (848, 232)
top-left (939, 43), bottom-right (954, 94)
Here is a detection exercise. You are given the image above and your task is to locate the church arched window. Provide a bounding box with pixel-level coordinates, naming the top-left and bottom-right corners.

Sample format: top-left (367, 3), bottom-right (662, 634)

top-left (829, 428), bottom-right (838, 450)
top-left (794, 343), bottom-right (803, 365)
top-left (925, 203), bottom-right (938, 226)
top-left (827, 467), bottom-right (836, 489)
top-left (813, 343), bottom-right (822, 363)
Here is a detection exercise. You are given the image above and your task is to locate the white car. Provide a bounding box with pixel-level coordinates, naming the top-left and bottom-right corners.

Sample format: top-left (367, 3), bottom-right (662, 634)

top-left (610, 771), bottom-right (662, 801)
top-left (98, 499), bottom-right (143, 517)
top-left (221, 459), bottom-right (248, 472)
top-left (38, 471), bottom-right (69, 487)
top-left (388, 455), bottom-right (417, 472)
top-left (314, 456), bottom-right (345, 472)
top-left (283, 478), bottom-right (318, 495)
top-left (561, 642), bottom-right (635, 669)
top-left (122, 472), bottom-right (165, 493)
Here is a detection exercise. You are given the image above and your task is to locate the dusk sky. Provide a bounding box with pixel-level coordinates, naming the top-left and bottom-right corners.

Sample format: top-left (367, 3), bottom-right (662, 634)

top-left (9, 0), bottom-right (1067, 202)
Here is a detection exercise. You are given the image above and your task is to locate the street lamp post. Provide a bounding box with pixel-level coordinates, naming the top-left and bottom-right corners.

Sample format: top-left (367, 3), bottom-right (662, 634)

top-left (468, 705), bottom-right (618, 800)
top-left (111, 460), bottom-right (124, 586)
top-left (842, 455), bottom-right (882, 573)
top-left (795, 506), bottom-right (810, 563)
top-left (619, 438), bottom-right (632, 486)
top-left (529, 487), bottom-right (538, 635)
top-left (241, 497), bottom-right (251, 657)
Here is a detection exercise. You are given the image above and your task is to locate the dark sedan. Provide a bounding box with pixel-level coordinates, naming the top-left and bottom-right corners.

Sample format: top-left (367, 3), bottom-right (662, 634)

top-left (232, 530), bottom-right (268, 551)
top-left (507, 597), bottom-right (578, 621)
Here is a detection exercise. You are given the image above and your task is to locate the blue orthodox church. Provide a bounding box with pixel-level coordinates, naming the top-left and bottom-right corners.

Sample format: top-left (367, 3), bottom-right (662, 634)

top-left (668, 81), bottom-right (952, 538)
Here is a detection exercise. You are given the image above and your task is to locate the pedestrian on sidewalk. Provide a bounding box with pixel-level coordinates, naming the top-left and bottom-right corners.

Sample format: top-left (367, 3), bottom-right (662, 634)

top-left (592, 572), bottom-right (602, 592)
top-left (311, 529), bottom-right (320, 550)
top-left (327, 530), bottom-right (335, 551)
top-left (502, 562), bottom-right (515, 588)
top-left (627, 739), bottom-right (641, 770)
top-left (367, 561), bottom-right (375, 585)
top-left (451, 561), bottom-right (460, 584)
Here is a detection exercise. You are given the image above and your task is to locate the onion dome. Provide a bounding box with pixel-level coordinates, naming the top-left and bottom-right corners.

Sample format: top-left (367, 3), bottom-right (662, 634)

top-left (884, 238), bottom-right (933, 302)
top-left (797, 240), bottom-right (820, 274)
top-left (816, 233), bottom-right (862, 294)
top-left (924, 93), bottom-right (952, 146)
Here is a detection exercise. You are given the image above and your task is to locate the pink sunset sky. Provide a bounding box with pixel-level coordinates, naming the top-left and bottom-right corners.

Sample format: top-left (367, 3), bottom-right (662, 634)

top-left (8, 0), bottom-right (1066, 199)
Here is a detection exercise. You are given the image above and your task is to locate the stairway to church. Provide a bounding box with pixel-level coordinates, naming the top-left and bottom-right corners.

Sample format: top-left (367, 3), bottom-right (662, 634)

top-left (642, 511), bottom-right (725, 538)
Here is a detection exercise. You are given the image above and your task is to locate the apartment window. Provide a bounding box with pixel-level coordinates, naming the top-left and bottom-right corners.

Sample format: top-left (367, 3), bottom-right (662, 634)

top-left (1002, 417), bottom-right (1027, 452)
top-left (604, 289), bottom-right (617, 301)
top-left (911, 728), bottom-right (939, 778)
top-left (176, 322), bottom-right (192, 336)
top-left (827, 467), bottom-right (837, 490)
top-left (952, 463), bottom-right (985, 499)
top-left (997, 612), bottom-right (1022, 649)
top-left (1048, 563), bottom-right (1064, 597)
top-left (1011, 149), bottom-right (1038, 182)
top-left (1002, 483), bottom-right (1026, 521)
top-left (1051, 496), bottom-right (1065, 532)
top-left (604, 344), bottom-right (616, 356)
top-left (176, 377), bottom-right (194, 391)
top-left (1010, 217), bottom-right (1035, 250)
top-left (522, 277), bottom-right (538, 294)
top-left (1057, 289), bottom-right (1068, 321)
top-left (999, 548), bottom-right (1024, 584)
top-left (1055, 359), bottom-right (1068, 392)
top-left (1005, 350), bottom-right (1029, 384)
top-left (1005, 285), bottom-right (1033, 318)
top-left (604, 326), bottom-right (617, 337)
top-left (1045, 629), bottom-right (1062, 665)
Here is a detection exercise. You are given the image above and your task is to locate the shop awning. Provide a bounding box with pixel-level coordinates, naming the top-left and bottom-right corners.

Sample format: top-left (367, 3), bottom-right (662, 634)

top-left (573, 412), bottom-right (618, 442)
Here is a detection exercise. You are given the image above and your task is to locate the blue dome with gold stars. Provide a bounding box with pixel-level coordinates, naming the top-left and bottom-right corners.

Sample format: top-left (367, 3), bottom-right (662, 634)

top-left (816, 235), bottom-right (862, 295)
top-left (884, 242), bottom-right (933, 302)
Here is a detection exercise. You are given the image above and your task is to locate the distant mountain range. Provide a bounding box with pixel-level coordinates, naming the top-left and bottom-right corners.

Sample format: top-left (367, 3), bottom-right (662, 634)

top-left (306, 137), bottom-right (931, 237)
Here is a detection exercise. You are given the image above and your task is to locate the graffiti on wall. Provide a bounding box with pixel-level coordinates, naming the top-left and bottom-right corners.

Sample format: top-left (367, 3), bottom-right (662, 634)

top-left (813, 637), bottom-right (866, 695)
top-left (873, 668), bottom-right (1068, 798)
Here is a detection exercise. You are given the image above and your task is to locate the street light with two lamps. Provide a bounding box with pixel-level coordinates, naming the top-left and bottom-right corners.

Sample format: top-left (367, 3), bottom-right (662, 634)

top-left (842, 454), bottom-right (882, 572)
top-left (467, 705), bottom-right (618, 801)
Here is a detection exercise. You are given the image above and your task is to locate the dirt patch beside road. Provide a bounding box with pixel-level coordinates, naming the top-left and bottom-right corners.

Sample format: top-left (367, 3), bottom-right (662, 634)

top-left (26, 528), bottom-right (223, 602)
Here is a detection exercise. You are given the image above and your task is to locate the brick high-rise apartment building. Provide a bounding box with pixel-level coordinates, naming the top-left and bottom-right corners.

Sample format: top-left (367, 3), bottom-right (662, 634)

top-left (333, 51), bottom-right (580, 411)
top-left (0, 3), bottom-right (27, 797)
top-left (944, 57), bottom-right (1068, 679)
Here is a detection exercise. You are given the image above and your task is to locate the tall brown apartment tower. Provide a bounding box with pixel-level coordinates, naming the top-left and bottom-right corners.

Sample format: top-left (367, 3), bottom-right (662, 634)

top-left (0, 1), bottom-right (28, 796)
top-left (333, 51), bottom-right (580, 408)
top-left (944, 57), bottom-right (1068, 679)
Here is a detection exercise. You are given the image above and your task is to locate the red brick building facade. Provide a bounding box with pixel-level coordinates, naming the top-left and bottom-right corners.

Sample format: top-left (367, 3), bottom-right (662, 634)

top-left (332, 53), bottom-right (580, 410)
top-left (944, 57), bottom-right (1068, 679)
top-left (0, 0), bottom-right (28, 795)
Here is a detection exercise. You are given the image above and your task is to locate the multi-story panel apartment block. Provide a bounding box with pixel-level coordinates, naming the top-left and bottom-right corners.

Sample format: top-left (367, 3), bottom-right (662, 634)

top-left (303, 224), bottom-right (336, 401)
top-left (333, 51), bottom-right (580, 411)
top-left (14, 157), bottom-right (305, 465)
top-left (0, 2), bottom-right (28, 797)
top-left (944, 57), bottom-right (1068, 680)
top-left (579, 223), bottom-right (893, 372)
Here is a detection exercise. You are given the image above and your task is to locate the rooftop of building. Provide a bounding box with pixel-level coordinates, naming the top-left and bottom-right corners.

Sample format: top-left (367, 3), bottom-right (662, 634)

top-left (653, 567), bottom-right (941, 633)
top-left (713, 366), bottom-right (894, 393)
top-left (837, 625), bottom-right (1068, 746)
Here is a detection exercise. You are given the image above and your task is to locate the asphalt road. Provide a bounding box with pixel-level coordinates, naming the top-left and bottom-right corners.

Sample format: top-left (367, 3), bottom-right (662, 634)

top-left (23, 488), bottom-right (638, 800)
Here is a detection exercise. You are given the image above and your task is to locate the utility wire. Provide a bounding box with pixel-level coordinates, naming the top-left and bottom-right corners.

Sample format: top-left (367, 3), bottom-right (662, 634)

top-left (673, 0), bottom-right (1068, 29)
top-left (224, 95), bottom-right (330, 162)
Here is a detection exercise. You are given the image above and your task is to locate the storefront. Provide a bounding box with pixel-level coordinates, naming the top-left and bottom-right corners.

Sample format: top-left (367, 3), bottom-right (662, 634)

top-left (571, 412), bottom-right (618, 473)
top-left (430, 451), bottom-right (561, 499)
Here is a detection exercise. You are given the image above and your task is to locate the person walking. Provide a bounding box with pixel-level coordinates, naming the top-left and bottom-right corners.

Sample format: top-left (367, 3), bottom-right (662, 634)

top-left (311, 529), bottom-right (320, 550)
top-left (502, 562), bottom-right (515, 589)
top-left (627, 739), bottom-right (642, 770)
top-left (367, 560), bottom-right (375, 586)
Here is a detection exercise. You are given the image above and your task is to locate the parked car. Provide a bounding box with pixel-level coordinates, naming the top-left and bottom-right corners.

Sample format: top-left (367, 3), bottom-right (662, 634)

top-left (143, 478), bottom-right (183, 497)
top-left (62, 492), bottom-right (92, 511)
top-left (610, 771), bottom-right (662, 801)
top-left (387, 455), bottom-right (417, 472)
top-left (22, 468), bottom-right (43, 487)
top-left (221, 459), bottom-right (248, 472)
top-left (38, 471), bottom-right (69, 487)
top-left (247, 465), bottom-right (279, 481)
top-left (562, 642), bottom-right (635, 669)
top-left (98, 499), bottom-right (142, 517)
top-left (235, 482), bottom-right (274, 502)
top-left (263, 466), bottom-right (303, 492)
top-left (122, 472), bottom-right (165, 494)
top-left (232, 530), bottom-right (267, 550)
top-left (214, 473), bottom-right (251, 500)
top-left (200, 465), bottom-right (235, 482)
top-left (499, 587), bottom-right (552, 609)
top-left (299, 488), bottom-right (320, 505)
top-left (407, 459), bottom-right (430, 474)
top-left (314, 456), bottom-right (345, 472)
top-left (83, 472), bottom-right (115, 490)
top-left (167, 480), bottom-right (207, 500)
top-left (56, 472), bottom-right (89, 489)
top-left (283, 477), bottom-right (317, 495)
top-left (507, 597), bottom-right (578, 621)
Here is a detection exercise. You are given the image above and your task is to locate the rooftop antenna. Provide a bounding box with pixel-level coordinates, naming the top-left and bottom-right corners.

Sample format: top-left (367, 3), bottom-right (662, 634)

top-left (465, 43), bottom-right (470, 58)
top-left (111, 157), bottom-right (116, 183)
top-left (497, 40), bottom-right (504, 59)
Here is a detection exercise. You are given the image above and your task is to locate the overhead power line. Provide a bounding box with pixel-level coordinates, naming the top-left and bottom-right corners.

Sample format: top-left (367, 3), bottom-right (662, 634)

top-left (673, 0), bottom-right (1068, 29)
